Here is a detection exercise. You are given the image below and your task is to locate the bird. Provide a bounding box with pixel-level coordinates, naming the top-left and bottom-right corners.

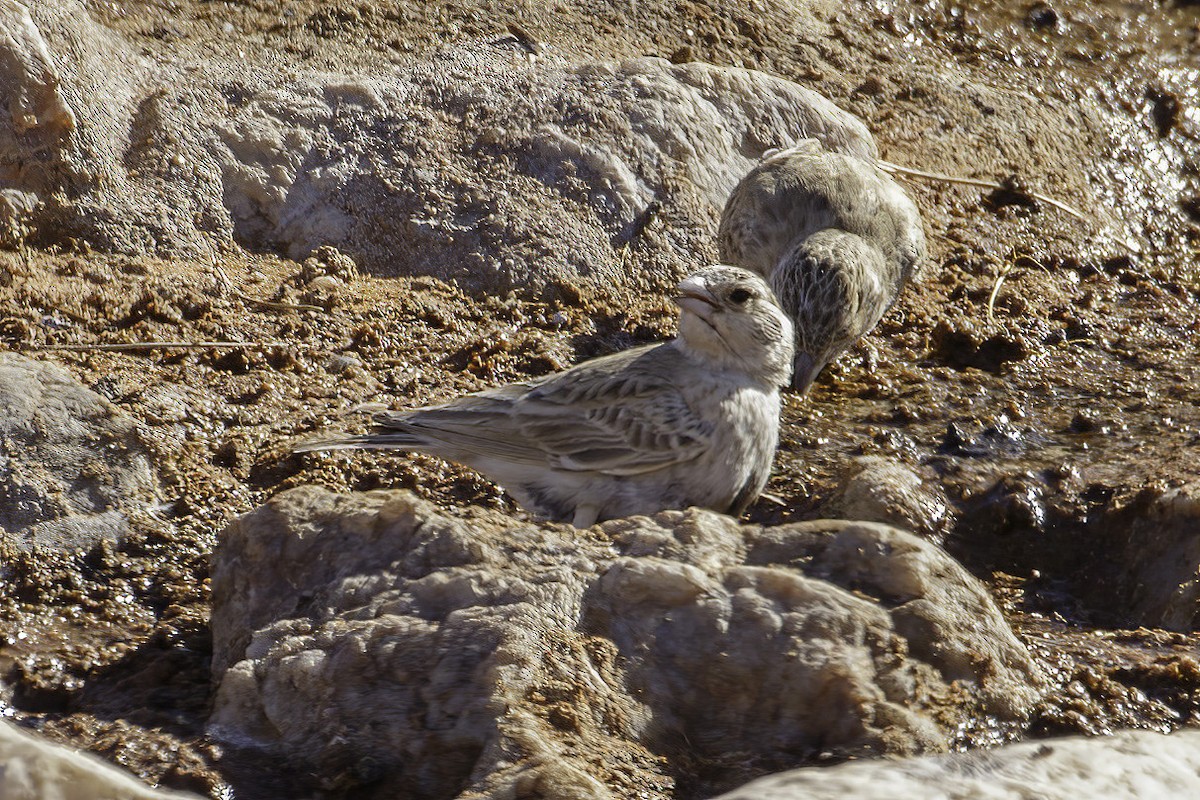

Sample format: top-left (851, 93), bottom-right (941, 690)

top-left (718, 139), bottom-right (926, 393)
top-left (295, 265), bottom-right (794, 528)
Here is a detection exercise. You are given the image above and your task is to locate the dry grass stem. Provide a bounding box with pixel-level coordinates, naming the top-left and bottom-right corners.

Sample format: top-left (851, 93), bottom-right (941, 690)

top-left (234, 291), bottom-right (325, 313)
top-left (878, 160), bottom-right (1142, 255)
top-left (22, 341), bottom-right (296, 352)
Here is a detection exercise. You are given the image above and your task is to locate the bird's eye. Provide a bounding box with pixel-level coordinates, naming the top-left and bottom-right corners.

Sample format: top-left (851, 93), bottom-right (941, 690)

top-left (729, 288), bottom-right (753, 305)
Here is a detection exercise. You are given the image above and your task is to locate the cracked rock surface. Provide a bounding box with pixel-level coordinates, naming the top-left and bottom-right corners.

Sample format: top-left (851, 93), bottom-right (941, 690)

top-left (0, 351), bottom-right (161, 550)
top-left (210, 486), bottom-right (1041, 798)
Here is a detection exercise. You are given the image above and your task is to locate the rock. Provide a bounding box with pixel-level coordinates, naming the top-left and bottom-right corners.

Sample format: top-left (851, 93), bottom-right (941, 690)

top-left (0, 1), bottom-right (75, 135)
top-left (1106, 484), bottom-right (1200, 631)
top-left (16, 1), bottom-right (874, 296)
top-left (1026, 3), bottom-right (1060, 30)
top-left (828, 457), bottom-right (951, 540)
top-left (0, 720), bottom-right (200, 800)
top-left (0, 0), bottom-right (76, 245)
top-left (937, 418), bottom-right (1030, 459)
top-left (960, 474), bottom-right (1049, 538)
top-left (0, 188), bottom-right (38, 247)
top-left (209, 486), bottom-right (1042, 797)
top-left (0, 0), bottom-right (84, 225)
top-left (0, 352), bottom-right (160, 549)
top-left (709, 728), bottom-right (1200, 800)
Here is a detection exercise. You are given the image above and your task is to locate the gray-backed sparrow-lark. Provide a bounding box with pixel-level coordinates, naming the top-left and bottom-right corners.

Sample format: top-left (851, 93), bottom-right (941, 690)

top-left (296, 265), bottom-right (794, 527)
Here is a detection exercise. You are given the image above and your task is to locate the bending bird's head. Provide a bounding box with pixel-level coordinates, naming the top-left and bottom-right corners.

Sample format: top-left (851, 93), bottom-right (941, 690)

top-left (770, 231), bottom-right (892, 393)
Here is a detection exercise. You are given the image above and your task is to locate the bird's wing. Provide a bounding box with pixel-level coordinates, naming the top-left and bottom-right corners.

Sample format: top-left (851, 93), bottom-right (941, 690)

top-left (373, 344), bottom-right (714, 475)
top-left (514, 345), bottom-right (715, 475)
top-left (370, 379), bottom-right (551, 465)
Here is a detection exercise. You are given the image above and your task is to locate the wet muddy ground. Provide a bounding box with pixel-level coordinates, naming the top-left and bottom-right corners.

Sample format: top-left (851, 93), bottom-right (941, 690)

top-left (2, 0), bottom-right (1200, 797)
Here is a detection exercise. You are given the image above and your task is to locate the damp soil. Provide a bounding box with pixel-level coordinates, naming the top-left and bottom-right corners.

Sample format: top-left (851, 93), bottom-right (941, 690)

top-left (2, 0), bottom-right (1200, 797)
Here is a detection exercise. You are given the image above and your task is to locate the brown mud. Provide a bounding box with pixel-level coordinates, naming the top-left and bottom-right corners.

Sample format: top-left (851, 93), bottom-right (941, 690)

top-left (2, 0), bottom-right (1200, 797)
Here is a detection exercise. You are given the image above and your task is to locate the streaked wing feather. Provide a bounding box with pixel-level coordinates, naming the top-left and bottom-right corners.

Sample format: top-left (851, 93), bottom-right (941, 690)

top-left (370, 386), bottom-right (549, 465)
top-left (515, 345), bottom-right (713, 474)
top-left (370, 343), bottom-right (714, 475)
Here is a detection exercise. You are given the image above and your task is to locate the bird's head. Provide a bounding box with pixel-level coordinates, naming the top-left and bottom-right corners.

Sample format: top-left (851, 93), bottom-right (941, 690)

top-left (673, 265), bottom-right (794, 387)
top-left (771, 231), bottom-right (892, 394)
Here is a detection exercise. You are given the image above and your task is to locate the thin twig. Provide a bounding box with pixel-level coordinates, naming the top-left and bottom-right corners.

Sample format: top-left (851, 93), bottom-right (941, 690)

top-left (23, 341), bottom-right (295, 352)
top-left (876, 160), bottom-right (1087, 220)
top-left (987, 261), bottom-right (1013, 323)
top-left (877, 160), bottom-right (1143, 255)
top-left (757, 492), bottom-right (789, 508)
top-left (986, 253), bottom-right (1045, 322)
top-left (1011, 252), bottom-right (1050, 274)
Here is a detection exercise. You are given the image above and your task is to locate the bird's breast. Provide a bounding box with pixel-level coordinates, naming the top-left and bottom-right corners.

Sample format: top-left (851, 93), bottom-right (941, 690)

top-left (699, 384), bottom-right (781, 506)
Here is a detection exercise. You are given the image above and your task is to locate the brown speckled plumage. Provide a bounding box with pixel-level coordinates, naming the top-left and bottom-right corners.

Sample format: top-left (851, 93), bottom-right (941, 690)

top-left (719, 140), bottom-right (926, 391)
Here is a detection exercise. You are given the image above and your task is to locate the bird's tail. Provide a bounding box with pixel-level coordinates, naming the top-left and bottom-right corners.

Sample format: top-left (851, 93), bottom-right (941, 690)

top-left (293, 432), bottom-right (424, 453)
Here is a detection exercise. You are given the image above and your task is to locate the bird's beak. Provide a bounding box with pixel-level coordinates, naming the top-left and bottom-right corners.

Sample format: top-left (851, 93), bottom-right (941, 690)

top-left (673, 276), bottom-right (718, 321)
top-left (791, 352), bottom-right (820, 394)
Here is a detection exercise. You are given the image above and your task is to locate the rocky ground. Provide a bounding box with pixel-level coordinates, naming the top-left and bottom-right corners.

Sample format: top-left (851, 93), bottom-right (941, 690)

top-left (1, 0), bottom-right (1199, 797)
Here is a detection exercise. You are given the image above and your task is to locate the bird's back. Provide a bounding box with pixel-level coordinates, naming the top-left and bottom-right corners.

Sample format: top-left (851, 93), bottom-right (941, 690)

top-left (719, 143), bottom-right (926, 294)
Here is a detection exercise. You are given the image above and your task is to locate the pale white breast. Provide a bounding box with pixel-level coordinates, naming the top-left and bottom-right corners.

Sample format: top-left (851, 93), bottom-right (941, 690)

top-left (702, 382), bottom-right (781, 504)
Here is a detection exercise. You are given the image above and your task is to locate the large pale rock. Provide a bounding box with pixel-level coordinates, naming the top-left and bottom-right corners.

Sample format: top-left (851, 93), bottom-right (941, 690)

top-left (0, 720), bottom-right (199, 800)
top-left (0, 0), bottom-right (74, 134)
top-left (0, 0), bottom-right (76, 245)
top-left (1104, 484), bottom-right (1200, 631)
top-left (210, 51), bottom-right (875, 294)
top-left (0, 352), bottom-right (160, 549)
top-left (0, 0), bottom-right (131, 245)
top-left (209, 486), bottom-right (1042, 798)
top-left (711, 728), bottom-right (1200, 800)
top-left (11, 0), bottom-right (873, 295)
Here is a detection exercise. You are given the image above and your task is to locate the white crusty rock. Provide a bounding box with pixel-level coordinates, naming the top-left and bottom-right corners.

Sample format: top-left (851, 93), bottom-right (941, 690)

top-left (0, 0), bottom-right (74, 133)
top-left (210, 486), bottom-right (1043, 798)
top-left (0, 0), bottom-right (76, 245)
top-left (14, 0), bottom-right (875, 295)
top-left (0, 0), bottom-right (74, 136)
top-left (210, 52), bottom-right (877, 296)
top-left (830, 457), bottom-right (951, 541)
top-left (0, 720), bottom-right (200, 800)
top-left (0, 352), bottom-right (162, 550)
top-left (710, 728), bottom-right (1200, 800)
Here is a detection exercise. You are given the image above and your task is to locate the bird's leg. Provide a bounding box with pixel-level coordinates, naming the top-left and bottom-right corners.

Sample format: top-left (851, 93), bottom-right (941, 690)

top-left (571, 503), bottom-right (600, 529)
